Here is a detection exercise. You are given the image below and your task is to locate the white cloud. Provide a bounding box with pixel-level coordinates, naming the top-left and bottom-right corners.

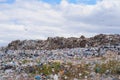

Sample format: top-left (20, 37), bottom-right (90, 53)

top-left (0, 0), bottom-right (120, 46)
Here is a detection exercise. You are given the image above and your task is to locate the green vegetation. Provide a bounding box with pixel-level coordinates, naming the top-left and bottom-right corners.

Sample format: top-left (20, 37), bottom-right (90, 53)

top-left (94, 60), bottom-right (120, 75)
top-left (24, 62), bottom-right (61, 75)
top-left (22, 60), bottom-right (30, 64)
top-left (23, 60), bottom-right (120, 79)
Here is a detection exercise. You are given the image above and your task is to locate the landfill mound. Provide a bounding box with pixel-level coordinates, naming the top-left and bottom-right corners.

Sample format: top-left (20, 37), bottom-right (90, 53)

top-left (6, 34), bottom-right (120, 50)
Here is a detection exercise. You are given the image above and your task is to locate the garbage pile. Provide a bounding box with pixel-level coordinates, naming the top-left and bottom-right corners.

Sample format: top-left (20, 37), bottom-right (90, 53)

top-left (0, 43), bottom-right (120, 80)
top-left (6, 34), bottom-right (120, 50)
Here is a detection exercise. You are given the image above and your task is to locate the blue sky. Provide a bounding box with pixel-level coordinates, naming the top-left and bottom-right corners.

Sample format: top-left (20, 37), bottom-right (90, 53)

top-left (40, 0), bottom-right (97, 5)
top-left (0, 0), bottom-right (97, 5)
top-left (0, 0), bottom-right (120, 46)
top-left (0, 0), bottom-right (14, 3)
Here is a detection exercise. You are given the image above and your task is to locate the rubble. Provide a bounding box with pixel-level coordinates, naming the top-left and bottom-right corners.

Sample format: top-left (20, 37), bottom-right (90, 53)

top-left (6, 34), bottom-right (120, 50)
top-left (0, 44), bottom-right (120, 79)
top-left (0, 34), bottom-right (120, 80)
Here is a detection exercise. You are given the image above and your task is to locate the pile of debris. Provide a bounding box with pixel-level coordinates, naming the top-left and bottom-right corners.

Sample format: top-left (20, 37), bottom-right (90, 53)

top-left (6, 34), bottom-right (120, 50)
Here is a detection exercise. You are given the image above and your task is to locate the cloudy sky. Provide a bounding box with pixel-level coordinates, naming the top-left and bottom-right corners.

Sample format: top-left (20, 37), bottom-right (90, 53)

top-left (0, 0), bottom-right (120, 46)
